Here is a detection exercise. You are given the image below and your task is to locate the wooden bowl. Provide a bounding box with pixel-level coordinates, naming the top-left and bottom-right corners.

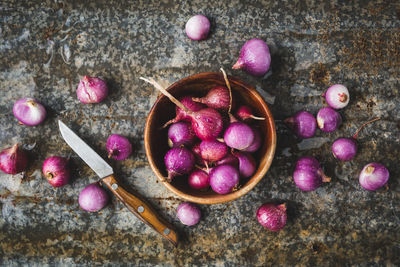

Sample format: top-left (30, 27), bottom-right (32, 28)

top-left (144, 72), bottom-right (276, 204)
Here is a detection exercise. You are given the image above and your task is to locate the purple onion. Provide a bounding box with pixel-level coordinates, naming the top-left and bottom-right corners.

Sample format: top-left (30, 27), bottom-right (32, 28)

top-left (164, 147), bottom-right (195, 181)
top-left (232, 38), bottom-right (271, 76)
top-left (79, 183), bottom-right (109, 212)
top-left (256, 203), bottom-right (287, 232)
top-left (235, 152), bottom-right (257, 178)
top-left (293, 156), bottom-right (330, 191)
top-left (192, 86), bottom-right (231, 111)
top-left (323, 84), bottom-right (349, 109)
top-left (224, 122), bottom-right (255, 150)
top-left (216, 152), bottom-right (239, 167)
top-left (106, 134), bottom-right (132, 160)
top-left (191, 142), bottom-right (206, 166)
top-left (76, 76), bottom-right (108, 104)
top-left (185, 15), bottom-right (210, 41)
top-left (13, 98), bottom-right (46, 126)
top-left (163, 96), bottom-right (205, 128)
top-left (0, 144), bottom-right (28, 174)
top-left (176, 202), bottom-right (201, 226)
top-left (199, 140), bottom-right (228, 162)
top-left (244, 127), bottom-right (262, 152)
top-left (209, 164), bottom-right (239, 194)
top-left (317, 107), bottom-right (342, 132)
top-left (191, 108), bottom-right (224, 141)
top-left (332, 138), bottom-right (357, 161)
top-left (359, 162), bottom-right (389, 191)
top-left (42, 156), bottom-right (70, 187)
top-left (168, 122), bottom-right (196, 147)
top-left (188, 169), bottom-right (210, 190)
top-left (284, 111), bottom-right (316, 139)
top-left (235, 105), bottom-right (265, 121)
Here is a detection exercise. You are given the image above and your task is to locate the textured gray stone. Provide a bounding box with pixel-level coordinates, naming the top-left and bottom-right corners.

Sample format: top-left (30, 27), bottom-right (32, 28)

top-left (0, 0), bottom-right (399, 266)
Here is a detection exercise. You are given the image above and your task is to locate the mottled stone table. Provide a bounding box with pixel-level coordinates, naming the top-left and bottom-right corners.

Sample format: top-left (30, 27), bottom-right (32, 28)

top-left (0, 0), bottom-right (399, 266)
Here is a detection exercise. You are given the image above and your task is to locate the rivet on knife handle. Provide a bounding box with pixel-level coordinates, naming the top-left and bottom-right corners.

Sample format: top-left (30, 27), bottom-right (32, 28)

top-left (102, 175), bottom-right (178, 246)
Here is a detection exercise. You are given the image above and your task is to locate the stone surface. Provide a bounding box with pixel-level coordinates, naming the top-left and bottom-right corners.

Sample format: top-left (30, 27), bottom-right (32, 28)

top-left (0, 0), bottom-right (399, 266)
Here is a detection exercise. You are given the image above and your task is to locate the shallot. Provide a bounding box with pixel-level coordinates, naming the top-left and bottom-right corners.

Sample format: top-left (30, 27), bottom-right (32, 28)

top-left (224, 122), bottom-right (255, 150)
top-left (293, 156), bottom-right (330, 191)
top-left (163, 96), bottom-right (204, 128)
top-left (176, 202), bottom-right (201, 226)
top-left (13, 98), bottom-right (46, 126)
top-left (359, 162), bottom-right (389, 191)
top-left (234, 152), bottom-right (257, 178)
top-left (233, 38), bottom-right (271, 76)
top-left (244, 127), bottom-right (262, 152)
top-left (192, 86), bottom-right (230, 111)
top-left (323, 84), bottom-right (349, 109)
top-left (164, 147), bottom-right (195, 181)
top-left (168, 122), bottom-right (196, 147)
top-left (199, 140), bottom-right (228, 162)
top-left (235, 105), bottom-right (265, 121)
top-left (42, 156), bottom-right (70, 187)
top-left (185, 15), bottom-right (210, 41)
top-left (284, 111), bottom-right (316, 139)
top-left (317, 107), bottom-right (342, 132)
top-left (79, 183), bottom-right (109, 212)
top-left (209, 164), bottom-right (239, 194)
top-left (106, 134), bottom-right (132, 160)
top-left (256, 203), bottom-right (287, 232)
top-left (0, 144), bottom-right (28, 174)
top-left (77, 76), bottom-right (108, 104)
top-left (188, 169), bottom-right (210, 190)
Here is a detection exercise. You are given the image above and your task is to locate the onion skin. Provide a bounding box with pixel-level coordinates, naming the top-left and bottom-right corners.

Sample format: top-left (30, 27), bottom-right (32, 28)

top-left (188, 169), bottom-right (210, 190)
top-left (164, 147), bottom-right (195, 181)
top-left (243, 127), bottom-right (262, 152)
top-left (191, 108), bottom-right (223, 141)
top-left (235, 152), bottom-right (257, 178)
top-left (42, 156), bottom-right (70, 187)
top-left (359, 162), bottom-right (389, 191)
top-left (168, 122), bottom-right (196, 147)
top-left (332, 138), bottom-right (357, 161)
top-left (224, 122), bottom-right (255, 150)
top-left (235, 105), bottom-right (265, 121)
top-left (77, 76), bottom-right (108, 104)
top-left (13, 98), bottom-right (46, 126)
top-left (0, 144), bottom-right (28, 174)
top-left (192, 86), bottom-right (230, 111)
top-left (216, 152), bottom-right (239, 167)
top-left (209, 164), bottom-right (239, 194)
top-left (199, 140), bottom-right (228, 162)
top-left (323, 84), bottom-right (349, 109)
top-left (284, 111), bottom-right (316, 139)
top-left (233, 38), bottom-right (271, 76)
top-left (106, 134), bottom-right (132, 160)
top-left (185, 15), bottom-right (210, 41)
top-left (78, 183), bottom-right (109, 212)
top-left (317, 107), bottom-right (342, 132)
top-left (177, 202), bottom-right (201, 226)
top-left (164, 96), bottom-right (205, 128)
top-left (293, 156), bottom-right (330, 191)
top-left (256, 203), bottom-right (287, 232)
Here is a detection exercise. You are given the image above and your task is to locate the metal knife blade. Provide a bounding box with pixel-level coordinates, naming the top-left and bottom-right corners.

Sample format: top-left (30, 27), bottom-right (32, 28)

top-left (58, 120), bottom-right (113, 178)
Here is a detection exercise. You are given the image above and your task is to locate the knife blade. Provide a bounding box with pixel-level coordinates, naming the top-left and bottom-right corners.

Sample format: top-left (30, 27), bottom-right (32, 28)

top-left (58, 120), bottom-right (178, 246)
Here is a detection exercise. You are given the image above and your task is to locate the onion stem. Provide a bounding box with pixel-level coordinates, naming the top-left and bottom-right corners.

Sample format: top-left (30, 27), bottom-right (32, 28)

top-left (352, 117), bottom-right (380, 139)
top-left (220, 68), bottom-right (233, 113)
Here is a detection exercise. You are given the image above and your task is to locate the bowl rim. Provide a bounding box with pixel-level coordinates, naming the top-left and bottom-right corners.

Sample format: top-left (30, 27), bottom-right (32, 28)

top-left (144, 72), bottom-right (276, 204)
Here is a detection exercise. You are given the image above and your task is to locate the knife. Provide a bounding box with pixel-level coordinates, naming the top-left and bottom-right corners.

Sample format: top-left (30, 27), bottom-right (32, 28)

top-left (58, 120), bottom-right (178, 246)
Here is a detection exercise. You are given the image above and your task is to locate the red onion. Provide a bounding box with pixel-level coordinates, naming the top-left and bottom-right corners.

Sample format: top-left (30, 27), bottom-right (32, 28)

top-left (78, 183), bottom-right (109, 212)
top-left (199, 140), bottom-right (228, 162)
top-left (176, 202), bottom-right (201, 226)
top-left (0, 144), bottom-right (28, 174)
top-left (234, 152), bottom-right (257, 178)
top-left (209, 164), bottom-right (239, 194)
top-left (185, 15), bottom-right (210, 41)
top-left (13, 98), bottom-right (46, 126)
top-left (293, 156), bottom-right (330, 191)
top-left (284, 111), bottom-right (316, 139)
top-left (164, 147), bottom-right (195, 181)
top-left (163, 96), bottom-right (205, 128)
top-left (188, 169), bottom-right (210, 190)
top-left (359, 162), bottom-right (389, 191)
top-left (191, 142), bottom-right (206, 166)
top-left (317, 107), bottom-right (342, 132)
top-left (216, 152), bottom-right (239, 167)
top-left (76, 76), bottom-right (108, 104)
top-left (42, 156), bottom-right (70, 187)
top-left (235, 105), bottom-right (265, 121)
top-left (323, 84), bottom-right (349, 109)
top-left (244, 127), bottom-right (262, 152)
top-left (106, 134), bottom-right (132, 160)
top-left (224, 122), bottom-right (255, 150)
top-left (332, 118), bottom-right (380, 161)
top-left (141, 78), bottom-right (223, 141)
top-left (256, 203), bottom-right (287, 232)
top-left (168, 122), bottom-right (196, 147)
top-left (192, 86), bottom-right (231, 111)
top-left (232, 38), bottom-right (271, 76)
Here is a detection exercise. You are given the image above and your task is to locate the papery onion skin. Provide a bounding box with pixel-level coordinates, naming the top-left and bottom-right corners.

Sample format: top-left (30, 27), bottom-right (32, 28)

top-left (13, 98), bottom-right (47, 126)
top-left (188, 169), bottom-right (210, 190)
top-left (209, 164), bottom-right (239, 194)
top-left (168, 122), bottom-right (196, 147)
top-left (235, 152), bottom-right (257, 178)
top-left (359, 162), bottom-right (389, 191)
top-left (192, 86), bottom-right (230, 111)
top-left (106, 134), bottom-right (132, 160)
top-left (42, 156), bottom-right (70, 187)
top-left (77, 76), bottom-right (108, 104)
top-left (164, 147), bottom-right (195, 181)
top-left (293, 156), bottom-right (330, 191)
top-left (199, 140), bottom-right (228, 162)
top-left (224, 122), bottom-right (255, 150)
top-left (256, 203), bottom-right (287, 232)
top-left (0, 144), bottom-right (28, 174)
top-left (317, 107), bottom-right (342, 132)
top-left (244, 127), bottom-right (262, 152)
top-left (191, 108), bottom-right (223, 141)
top-left (185, 15), bottom-right (210, 41)
top-left (78, 183), bottom-right (109, 212)
top-left (284, 111), bottom-right (316, 139)
top-left (233, 39), bottom-right (271, 76)
top-left (177, 202), bottom-right (201, 226)
top-left (323, 84), bottom-right (349, 110)
top-left (216, 152), bottom-right (239, 167)
top-left (331, 138), bottom-right (357, 161)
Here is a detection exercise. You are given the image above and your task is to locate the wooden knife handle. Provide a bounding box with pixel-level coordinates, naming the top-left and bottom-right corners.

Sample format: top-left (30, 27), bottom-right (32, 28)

top-left (102, 174), bottom-right (178, 246)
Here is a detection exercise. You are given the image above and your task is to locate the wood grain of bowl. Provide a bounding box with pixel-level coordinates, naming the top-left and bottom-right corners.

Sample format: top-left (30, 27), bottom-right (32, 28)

top-left (144, 72), bottom-right (276, 204)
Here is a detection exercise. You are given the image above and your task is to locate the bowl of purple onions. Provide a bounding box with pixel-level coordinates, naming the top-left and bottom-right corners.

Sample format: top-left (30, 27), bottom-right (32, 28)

top-left (144, 72), bottom-right (276, 204)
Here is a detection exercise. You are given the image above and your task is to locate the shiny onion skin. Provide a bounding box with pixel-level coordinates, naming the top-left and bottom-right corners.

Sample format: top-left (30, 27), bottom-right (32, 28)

top-left (192, 86), bottom-right (231, 111)
top-left (78, 183), bottom-right (109, 212)
top-left (199, 140), bottom-right (228, 162)
top-left (177, 202), bottom-right (201, 226)
top-left (256, 203), bottom-right (287, 232)
top-left (209, 164), bottom-right (239, 194)
top-left (323, 84), bottom-right (350, 110)
top-left (293, 156), bottom-right (330, 191)
top-left (164, 147), bottom-right (195, 181)
top-left (106, 134), bottom-right (132, 160)
top-left (185, 15), bottom-right (210, 41)
top-left (359, 162), bottom-right (389, 191)
top-left (188, 169), bottom-right (210, 190)
top-left (233, 39), bottom-right (271, 76)
top-left (0, 144), bottom-right (28, 174)
top-left (42, 156), bottom-right (70, 187)
top-left (317, 107), bottom-right (342, 132)
top-left (13, 98), bottom-right (46, 126)
top-left (284, 111), bottom-right (316, 139)
top-left (224, 122), bottom-right (255, 150)
top-left (76, 76), bottom-right (108, 104)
